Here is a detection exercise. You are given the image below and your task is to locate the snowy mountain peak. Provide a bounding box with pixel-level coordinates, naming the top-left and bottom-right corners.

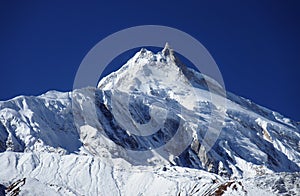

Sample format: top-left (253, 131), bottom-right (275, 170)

top-left (97, 44), bottom-right (223, 112)
top-left (100, 45), bottom-right (208, 93)
top-left (98, 45), bottom-right (187, 92)
top-left (129, 43), bottom-right (178, 67)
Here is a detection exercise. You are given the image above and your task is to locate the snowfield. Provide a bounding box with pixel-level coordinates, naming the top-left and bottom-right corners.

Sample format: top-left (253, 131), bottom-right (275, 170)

top-left (0, 44), bottom-right (299, 195)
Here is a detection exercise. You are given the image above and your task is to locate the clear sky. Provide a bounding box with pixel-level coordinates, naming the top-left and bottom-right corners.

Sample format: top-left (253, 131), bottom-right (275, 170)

top-left (0, 1), bottom-right (299, 120)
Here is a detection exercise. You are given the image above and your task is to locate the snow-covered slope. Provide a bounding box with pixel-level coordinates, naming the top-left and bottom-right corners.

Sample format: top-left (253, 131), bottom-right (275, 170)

top-left (0, 44), bottom-right (299, 195)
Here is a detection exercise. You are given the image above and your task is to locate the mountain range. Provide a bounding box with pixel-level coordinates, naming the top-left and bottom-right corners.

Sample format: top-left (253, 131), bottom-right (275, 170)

top-left (0, 44), bottom-right (299, 195)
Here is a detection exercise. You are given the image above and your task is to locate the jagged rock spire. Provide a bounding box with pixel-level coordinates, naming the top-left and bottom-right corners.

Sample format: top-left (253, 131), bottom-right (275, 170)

top-left (162, 42), bottom-right (185, 70)
top-left (162, 42), bottom-right (175, 58)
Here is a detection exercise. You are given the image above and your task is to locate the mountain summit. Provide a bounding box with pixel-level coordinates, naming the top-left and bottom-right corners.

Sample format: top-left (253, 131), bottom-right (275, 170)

top-left (0, 46), bottom-right (299, 195)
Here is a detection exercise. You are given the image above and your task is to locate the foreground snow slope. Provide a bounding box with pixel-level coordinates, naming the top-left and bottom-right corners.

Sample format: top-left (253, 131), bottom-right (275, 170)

top-left (1, 152), bottom-right (299, 196)
top-left (0, 152), bottom-right (224, 195)
top-left (0, 45), bottom-right (299, 195)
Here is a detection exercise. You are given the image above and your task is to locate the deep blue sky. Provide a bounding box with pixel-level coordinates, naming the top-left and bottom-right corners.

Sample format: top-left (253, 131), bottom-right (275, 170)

top-left (0, 1), bottom-right (299, 120)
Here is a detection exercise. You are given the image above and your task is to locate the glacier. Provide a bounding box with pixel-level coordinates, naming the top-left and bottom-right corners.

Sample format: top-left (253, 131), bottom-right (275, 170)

top-left (0, 44), bottom-right (299, 195)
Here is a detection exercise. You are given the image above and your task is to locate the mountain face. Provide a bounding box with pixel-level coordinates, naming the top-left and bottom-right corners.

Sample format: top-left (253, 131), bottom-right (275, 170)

top-left (0, 44), bottom-right (299, 195)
